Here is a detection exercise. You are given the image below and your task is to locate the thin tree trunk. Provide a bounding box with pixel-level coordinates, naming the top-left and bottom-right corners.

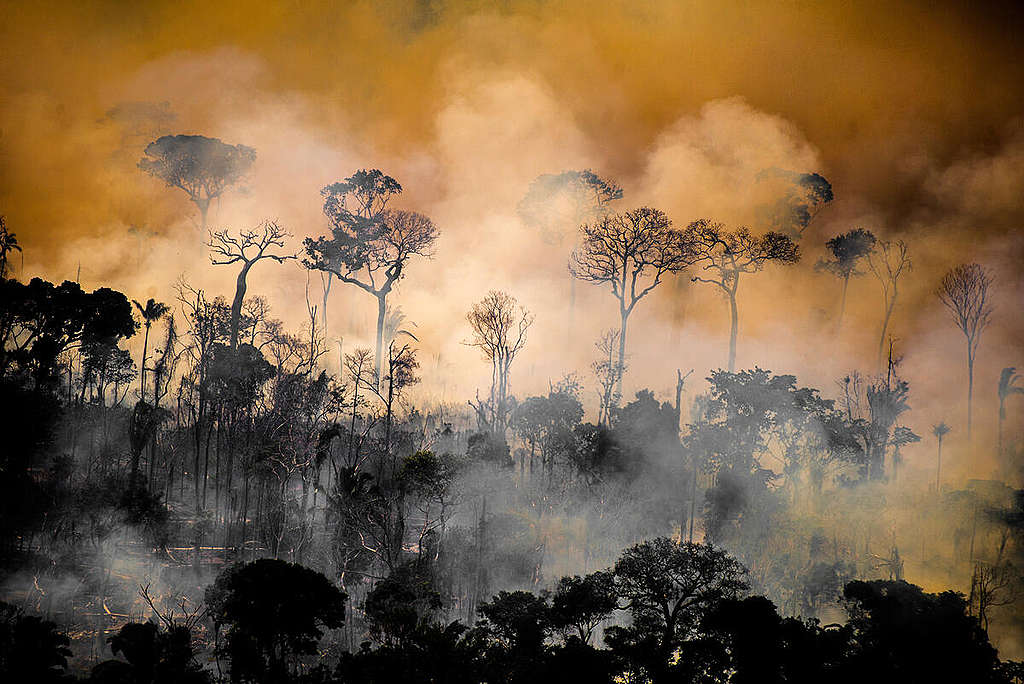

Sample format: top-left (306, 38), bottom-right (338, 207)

top-left (727, 284), bottom-right (739, 372)
top-left (936, 436), bottom-right (943, 493)
top-left (229, 262), bottom-right (252, 350)
top-left (837, 274), bottom-right (850, 334)
top-left (967, 348), bottom-right (975, 443)
top-left (140, 324), bottom-right (150, 398)
top-left (877, 295), bottom-right (896, 372)
top-left (374, 294), bottom-right (386, 386)
top-left (616, 308), bottom-right (628, 399)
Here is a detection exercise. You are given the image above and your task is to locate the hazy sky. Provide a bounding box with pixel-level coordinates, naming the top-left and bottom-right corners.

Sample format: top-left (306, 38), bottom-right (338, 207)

top-left (2, 0), bottom-right (1023, 481)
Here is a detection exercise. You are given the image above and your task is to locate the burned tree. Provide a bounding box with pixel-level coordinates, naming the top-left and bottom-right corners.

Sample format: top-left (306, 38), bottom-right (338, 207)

top-left (138, 134), bottom-right (256, 234)
top-left (938, 263), bottom-right (994, 442)
top-left (304, 170), bottom-right (437, 385)
top-left (570, 207), bottom-right (694, 395)
top-left (816, 228), bottom-right (876, 333)
top-left (209, 220), bottom-right (295, 350)
top-left (131, 298), bottom-right (169, 399)
top-left (466, 291), bottom-right (534, 434)
top-left (685, 220), bottom-right (800, 372)
top-left (867, 239), bottom-right (911, 372)
top-left (998, 368), bottom-right (1024, 459)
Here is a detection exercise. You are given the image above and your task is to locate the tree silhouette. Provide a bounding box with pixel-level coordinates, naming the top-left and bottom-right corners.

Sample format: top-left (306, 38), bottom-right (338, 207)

top-left (933, 422), bottom-right (951, 492)
top-left (570, 207), bottom-right (694, 395)
top-left (304, 170), bottom-right (437, 385)
top-left (999, 368), bottom-right (1024, 459)
top-left (208, 220), bottom-right (295, 349)
top-left (205, 559), bottom-right (346, 683)
top-left (938, 263), bottom-right (994, 442)
top-left (685, 220), bottom-right (800, 371)
top-left (816, 228), bottom-right (876, 333)
top-left (0, 216), bottom-right (21, 279)
top-left (867, 239), bottom-right (911, 371)
top-left (0, 601), bottom-right (71, 683)
top-left (132, 298), bottom-right (169, 400)
top-left (608, 538), bottom-right (748, 683)
top-left (756, 168), bottom-right (834, 240)
top-left (138, 134), bottom-right (256, 235)
top-left (466, 291), bottom-right (534, 434)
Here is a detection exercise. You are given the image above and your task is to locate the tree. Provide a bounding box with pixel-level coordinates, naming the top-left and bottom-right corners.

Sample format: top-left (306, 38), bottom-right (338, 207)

top-left (999, 368), bottom-right (1024, 459)
top-left (756, 168), bottom-right (834, 240)
top-left (867, 239), bottom-right (911, 371)
top-left (608, 538), bottom-right (748, 683)
top-left (205, 559), bottom-right (346, 683)
top-left (138, 134), bottom-right (256, 234)
top-left (132, 298), bottom-right (169, 399)
top-left (816, 228), bottom-right (876, 333)
top-left (933, 422), bottom-right (951, 492)
top-left (592, 329), bottom-right (625, 425)
top-left (685, 220), bottom-right (800, 372)
top-left (209, 220), bottom-right (295, 349)
top-left (570, 207), bottom-right (695, 395)
top-left (938, 263), bottom-right (994, 442)
top-left (0, 601), bottom-right (72, 683)
top-left (518, 169), bottom-right (623, 336)
top-left (466, 291), bottom-right (534, 434)
top-left (0, 216), bottom-right (21, 279)
top-left (304, 170), bottom-right (438, 385)
top-left (549, 570), bottom-right (618, 644)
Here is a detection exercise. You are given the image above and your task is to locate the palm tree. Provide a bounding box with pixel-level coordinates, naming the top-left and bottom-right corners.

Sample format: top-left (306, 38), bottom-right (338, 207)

top-left (132, 298), bottom-right (169, 400)
top-left (383, 304), bottom-right (418, 345)
top-left (0, 216), bottom-right (22, 279)
top-left (998, 368), bottom-right (1024, 459)
top-left (932, 422), bottom-right (951, 493)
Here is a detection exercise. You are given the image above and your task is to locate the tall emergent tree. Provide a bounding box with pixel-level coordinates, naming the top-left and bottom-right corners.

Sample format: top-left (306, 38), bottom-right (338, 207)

top-left (209, 220), bottom-right (295, 349)
top-left (466, 290), bottom-right (534, 434)
top-left (304, 170), bottom-right (438, 385)
top-left (132, 298), bottom-right (169, 399)
top-left (816, 228), bottom-right (876, 332)
top-left (519, 169), bottom-right (623, 338)
top-left (138, 134), bottom-right (256, 234)
top-left (570, 207), bottom-right (694, 396)
top-left (937, 263), bottom-right (994, 442)
top-left (685, 220), bottom-right (800, 372)
top-left (998, 368), bottom-right (1024, 459)
top-left (756, 168), bottom-right (834, 239)
top-left (867, 239), bottom-right (911, 371)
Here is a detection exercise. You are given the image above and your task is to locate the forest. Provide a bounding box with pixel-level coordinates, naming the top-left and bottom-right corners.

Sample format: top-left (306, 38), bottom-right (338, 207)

top-left (2, 2), bottom-right (1024, 683)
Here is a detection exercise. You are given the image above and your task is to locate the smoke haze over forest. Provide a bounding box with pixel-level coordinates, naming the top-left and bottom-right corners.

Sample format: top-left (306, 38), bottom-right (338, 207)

top-left (1, 1), bottom-right (1024, 681)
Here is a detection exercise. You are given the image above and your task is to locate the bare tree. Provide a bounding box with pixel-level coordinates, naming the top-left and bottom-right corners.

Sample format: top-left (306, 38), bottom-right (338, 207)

top-left (592, 329), bottom-right (625, 426)
top-left (209, 220), bottom-right (296, 349)
top-left (305, 170), bottom-right (438, 385)
top-left (685, 220), bottom-right (800, 371)
top-left (867, 239), bottom-right (911, 372)
top-left (938, 263), bottom-right (994, 442)
top-left (138, 134), bottom-right (256, 235)
top-left (0, 216), bottom-right (21, 279)
top-left (999, 368), bottom-right (1024, 459)
top-left (466, 291), bottom-right (534, 434)
top-left (815, 228), bottom-right (876, 333)
top-left (570, 207), bottom-right (694, 395)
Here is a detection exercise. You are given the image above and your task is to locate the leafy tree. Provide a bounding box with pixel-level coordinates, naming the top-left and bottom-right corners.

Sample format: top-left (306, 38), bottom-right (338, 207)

top-left (685, 220), bottom-right (800, 372)
top-left (842, 580), bottom-right (1004, 684)
top-left (208, 220), bottom-right (295, 349)
top-left (608, 538), bottom-right (748, 683)
top-left (756, 168), bottom-right (834, 239)
top-left (93, 621), bottom-right (209, 684)
top-left (132, 298), bottom-right (169, 399)
top-left (304, 169), bottom-right (438, 384)
top-left (570, 207), bottom-right (694, 395)
top-left (549, 570), bottom-right (618, 644)
top-left (816, 228), bottom-right (876, 332)
top-left (999, 368), bottom-right (1024, 459)
top-left (365, 561), bottom-right (443, 647)
top-left (205, 559), bottom-right (346, 683)
top-left (937, 263), bottom-right (994, 442)
top-left (0, 601), bottom-right (71, 683)
top-left (138, 134), bottom-right (256, 233)
top-left (0, 216), bottom-right (21, 278)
